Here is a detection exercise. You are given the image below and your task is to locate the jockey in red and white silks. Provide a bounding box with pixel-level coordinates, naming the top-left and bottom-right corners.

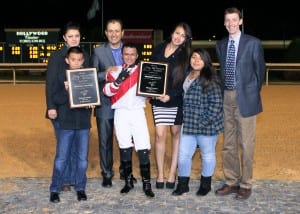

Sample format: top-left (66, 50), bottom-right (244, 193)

top-left (103, 64), bottom-right (151, 151)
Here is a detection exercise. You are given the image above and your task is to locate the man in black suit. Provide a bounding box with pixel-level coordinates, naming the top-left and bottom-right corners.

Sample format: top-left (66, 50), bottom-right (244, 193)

top-left (215, 7), bottom-right (265, 200)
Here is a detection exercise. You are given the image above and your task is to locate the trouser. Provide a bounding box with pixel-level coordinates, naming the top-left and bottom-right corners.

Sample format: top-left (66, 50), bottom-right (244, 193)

top-left (178, 133), bottom-right (217, 177)
top-left (223, 90), bottom-right (256, 189)
top-left (50, 129), bottom-right (89, 192)
top-left (51, 120), bottom-right (75, 185)
top-left (96, 117), bottom-right (115, 179)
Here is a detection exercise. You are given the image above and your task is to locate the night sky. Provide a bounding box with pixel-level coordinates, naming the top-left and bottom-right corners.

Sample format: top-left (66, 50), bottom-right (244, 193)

top-left (1, 0), bottom-right (299, 41)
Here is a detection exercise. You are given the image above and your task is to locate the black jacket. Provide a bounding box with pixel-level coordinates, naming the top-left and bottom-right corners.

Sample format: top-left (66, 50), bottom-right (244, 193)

top-left (45, 45), bottom-right (90, 119)
top-left (52, 67), bottom-right (92, 130)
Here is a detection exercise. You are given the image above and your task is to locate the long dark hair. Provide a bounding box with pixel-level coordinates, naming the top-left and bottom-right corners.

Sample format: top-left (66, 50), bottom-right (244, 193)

top-left (166, 22), bottom-right (192, 87)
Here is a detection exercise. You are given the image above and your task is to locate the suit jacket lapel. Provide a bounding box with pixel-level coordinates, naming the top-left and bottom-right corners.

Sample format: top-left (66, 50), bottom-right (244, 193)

top-left (104, 46), bottom-right (116, 65)
top-left (236, 34), bottom-right (245, 63)
top-left (222, 38), bottom-right (229, 66)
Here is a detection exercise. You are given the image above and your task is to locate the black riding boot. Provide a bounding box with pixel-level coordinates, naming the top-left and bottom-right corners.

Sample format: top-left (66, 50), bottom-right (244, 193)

top-left (140, 163), bottom-right (155, 198)
top-left (172, 176), bottom-right (190, 196)
top-left (196, 175), bottom-right (211, 196)
top-left (119, 138), bottom-right (137, 184)
top-left (120, 161), bottom-right (134, 194)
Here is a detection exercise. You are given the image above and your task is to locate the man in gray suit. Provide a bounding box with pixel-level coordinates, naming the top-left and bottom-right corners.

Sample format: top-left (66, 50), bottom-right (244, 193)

top-left (215, 7), bottom-right (265, 200)
top-left (91, 19), bottom-right (136, 187)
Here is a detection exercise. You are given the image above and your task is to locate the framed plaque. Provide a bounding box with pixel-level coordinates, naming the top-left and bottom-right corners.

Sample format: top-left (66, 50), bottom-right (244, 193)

top-left (137, 61), bottom-right (168, 97)
top-left (66, 68), bottom-right (100, 108)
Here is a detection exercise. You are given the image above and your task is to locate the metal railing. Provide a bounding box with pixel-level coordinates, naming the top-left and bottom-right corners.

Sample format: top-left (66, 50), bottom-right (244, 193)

top-left (0, 63), bottom-right (47, 85)
top-left (213, 62), bottom-right (300, 86)
top-left (1, 62), bottom-right (300, 86)
top-left (265, 63), bottom-right (300, 86)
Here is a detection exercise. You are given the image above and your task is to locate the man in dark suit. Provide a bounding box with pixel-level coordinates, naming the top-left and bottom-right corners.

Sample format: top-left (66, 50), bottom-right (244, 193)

top-left (215, 7), bottom-right (265, 200)
top-left (91, 19), bottom-right (136, 187)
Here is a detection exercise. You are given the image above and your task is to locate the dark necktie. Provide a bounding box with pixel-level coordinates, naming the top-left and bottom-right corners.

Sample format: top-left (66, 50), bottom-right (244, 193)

top-left (225, 40), bottom-right (236, 89)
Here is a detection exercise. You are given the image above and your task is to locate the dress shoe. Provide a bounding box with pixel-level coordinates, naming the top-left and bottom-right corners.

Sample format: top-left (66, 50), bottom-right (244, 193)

top-left (156, 181), bottom-right (164, 189)
top-left (215, 184), bottom-right (239, 196)
top-left (50, 192), bottom-right (60, 203)
top-left (77, 190), bottom-right (87, 201)
top-left (166, 181), bottom-right (175, 189)
top-left (235, 187), bottom-right (251, 200)
top-left (102, 177), bottom-right (112, 188)
top-left (61, 184), bottom-right (71, 191)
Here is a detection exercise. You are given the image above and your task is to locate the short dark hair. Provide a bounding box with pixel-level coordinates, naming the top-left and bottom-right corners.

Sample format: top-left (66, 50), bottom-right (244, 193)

top-left (121, 42), bottom-right (138, 53)
top-left (106, 19), bottom-right (123, 30)
top-left (224, 7), bottom-right (242, 19)
top-left (66, 46), bottom-right (84, 58)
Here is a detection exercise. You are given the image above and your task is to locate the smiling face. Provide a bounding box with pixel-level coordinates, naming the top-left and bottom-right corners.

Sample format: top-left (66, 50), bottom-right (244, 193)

top-left (224, 12), bottom-right (243, 37)
top-left (190, 52), bottom-right (204, 71)
top-left (122, 46), bottom-right (138, 66)
top-left (105, 21), bottom-right (124, 48)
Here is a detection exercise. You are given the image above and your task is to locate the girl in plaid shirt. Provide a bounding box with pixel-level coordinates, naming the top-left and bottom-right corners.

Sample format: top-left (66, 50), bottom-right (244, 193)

top-left (172, 48), bottom-right (223, 196)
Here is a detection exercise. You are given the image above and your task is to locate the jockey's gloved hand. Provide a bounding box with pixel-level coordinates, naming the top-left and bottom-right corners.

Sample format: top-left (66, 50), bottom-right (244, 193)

top-left (114, 68), bottom-right (130, 86)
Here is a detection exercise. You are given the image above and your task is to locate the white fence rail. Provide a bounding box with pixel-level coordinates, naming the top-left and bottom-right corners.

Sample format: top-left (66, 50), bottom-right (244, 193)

top-left (1, 63), bottom-right (300, 86)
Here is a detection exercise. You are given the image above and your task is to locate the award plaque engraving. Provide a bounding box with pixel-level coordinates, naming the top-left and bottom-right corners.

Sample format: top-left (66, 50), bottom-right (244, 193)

top-left (66, 68), bottom-right (100, 108)
top-left (137, 61), bottom-right (168, 97)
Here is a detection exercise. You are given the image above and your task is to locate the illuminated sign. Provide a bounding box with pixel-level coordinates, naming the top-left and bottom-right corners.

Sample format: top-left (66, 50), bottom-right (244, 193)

top-left (123, 29), bottom-right (153, 43)
top-left (4, 28), bottom-right (60, 44)
top-left (1, 29), bottom-right (155, 63)
top-left (3, 29), bottom-right (60, 62)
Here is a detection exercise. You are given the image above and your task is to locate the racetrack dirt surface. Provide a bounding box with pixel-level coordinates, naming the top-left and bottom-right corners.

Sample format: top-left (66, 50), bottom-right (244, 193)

top-left (0, 84), bottom-right (299, 181)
